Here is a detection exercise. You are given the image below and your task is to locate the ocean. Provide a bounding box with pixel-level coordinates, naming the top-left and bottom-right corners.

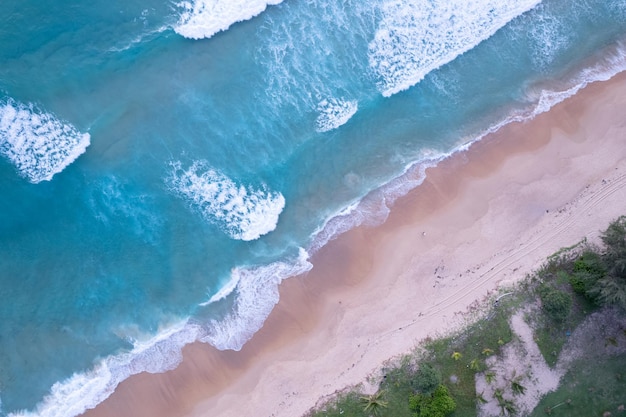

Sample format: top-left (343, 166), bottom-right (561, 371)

top-left (0, 0), bottom-right (625, 415)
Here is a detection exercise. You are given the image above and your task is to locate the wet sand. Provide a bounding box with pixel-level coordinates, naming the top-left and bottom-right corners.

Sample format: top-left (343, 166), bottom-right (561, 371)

top-left (83, 72), bottom-right (626, 417)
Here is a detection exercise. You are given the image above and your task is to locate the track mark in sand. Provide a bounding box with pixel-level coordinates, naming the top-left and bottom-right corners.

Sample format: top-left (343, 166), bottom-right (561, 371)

top-left (428, 167), bottom-right (626, 317)
top-left (376, 166), bottom-right (626, 343)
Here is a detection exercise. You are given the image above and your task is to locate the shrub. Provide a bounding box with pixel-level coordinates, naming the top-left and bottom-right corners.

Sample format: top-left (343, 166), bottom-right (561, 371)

top-left (567, 250), bottom-right (606, 297)
top-left (412, 363), bottom-right (441, 395)
top-left (538, 284), bottom-right (572, 322)
top-left (568, 270), bottom-right (597, 295)
top-left (592, 217), bottom-right (626, 310)
top-left (601, 216), bottom-right (626, 264)
top-left (409, 385), bottom-right (456, 417)
top-left (588, 277), bottom-right (626, 310)
top-left (573, 250), bottom-right (605, 275)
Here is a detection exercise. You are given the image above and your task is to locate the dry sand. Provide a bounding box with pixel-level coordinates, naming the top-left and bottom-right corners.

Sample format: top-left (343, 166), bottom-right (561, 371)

top-left (83, 72), bottom-right (626, 417)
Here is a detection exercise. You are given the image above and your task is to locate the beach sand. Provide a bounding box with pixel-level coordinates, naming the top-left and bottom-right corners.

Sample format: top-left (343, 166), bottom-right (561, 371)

top-left (83, 72), bottom-right (626, 417)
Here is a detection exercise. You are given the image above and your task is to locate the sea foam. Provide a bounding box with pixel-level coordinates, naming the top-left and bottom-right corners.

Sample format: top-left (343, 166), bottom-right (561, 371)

top-left (368, 0), bottom-right (541, 97)
top-left (313, 39), bottom-right (626, 253)
top-left (168, 160), bottom-right (285, 241)
top-left (201, 248), bottom-right (312, 350)
top-left (9, 249), bottom-right (312, 417)
top-left (11, 39), bottom-right (626, 417)
top-left (174, 0), bottom-right (283, 40)
top-left (8, 321), bottom-right (201, 417)
top-left (0, 99), bottom-right (90, 183)
top-left (316, 98), bottom-right (358, 132)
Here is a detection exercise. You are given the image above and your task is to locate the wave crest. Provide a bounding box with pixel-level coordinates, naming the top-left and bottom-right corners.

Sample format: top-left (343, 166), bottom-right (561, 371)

top-left (368, 0), bottom-right (541, 97)
top-left (316, 98), bottom-right (358, 132)
top-left (174, 0), bottom-right (284, 40)
top-left (167, 160), bottom-right (285, 241)
top-left (8, 248), bottom-right (313, 416)
top-left (8, 322), bottom-right (201, 417)
top-left (201, 248), bottom-right (312, 350)
top-left (0, 99), bottom-right (90, 183)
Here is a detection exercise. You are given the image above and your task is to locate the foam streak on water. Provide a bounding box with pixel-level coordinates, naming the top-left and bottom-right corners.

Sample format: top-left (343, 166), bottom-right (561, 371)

top-left (3, 0), bottom-right (626, 416)
top-left (201, 248), bottom-right (312, 351)
top-left (316, 98), bottom-right (359, 132)
top-left (174, 0), bottom-right (283, 40)
top-left (369, 0), bottom-right (542, 97)
top-left (313, 40), bottom-right (626, 253)
top-left (8, 322), bottom-right (201, 417)
top-left (167, 160), bottom-right (285, 241)
top-left (0, 99), bottom-right (90, 183)
top-left (6, 249), bottom-right (312, 417)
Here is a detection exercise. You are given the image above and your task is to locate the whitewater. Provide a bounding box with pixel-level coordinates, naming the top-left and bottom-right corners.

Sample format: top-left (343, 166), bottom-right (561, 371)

top-left (1, 0), bottom-right (626, 416)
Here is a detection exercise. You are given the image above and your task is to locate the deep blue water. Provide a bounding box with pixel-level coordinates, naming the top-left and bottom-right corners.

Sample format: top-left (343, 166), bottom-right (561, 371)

top-left (1, 0), bottom-right (625, 415)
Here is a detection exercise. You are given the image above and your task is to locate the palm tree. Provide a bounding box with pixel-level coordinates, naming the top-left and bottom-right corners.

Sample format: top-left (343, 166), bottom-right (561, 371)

top-left (511, 379), bottom-right (526, 396)
top-left (451, 351), bottom-right (462, 361)
top-left (593, 216), bottom-right (626, 309)
top-left (485, 371), bottom-right (496, 384)
top-left (360, 390), bottom-right (388, 416)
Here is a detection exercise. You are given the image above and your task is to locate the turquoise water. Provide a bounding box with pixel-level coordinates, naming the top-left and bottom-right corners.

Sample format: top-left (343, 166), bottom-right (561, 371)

top-left (1, 0), bottom-right (625, 415)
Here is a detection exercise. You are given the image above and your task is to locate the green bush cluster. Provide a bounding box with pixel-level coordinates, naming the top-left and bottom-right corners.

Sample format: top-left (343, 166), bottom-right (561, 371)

top-left (560, 217), bottom-right (626, 310)
top-left (568, 250), bottom-right (606, 295)
top-left (408, 385), bottom-right (456, 417)
top-left (538, 284), bottom-right (572, 322)
top-left (412, 363), bottom-right (441, 395)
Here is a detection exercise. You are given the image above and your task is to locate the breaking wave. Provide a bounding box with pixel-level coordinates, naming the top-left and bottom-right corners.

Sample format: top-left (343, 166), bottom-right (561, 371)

top-left (200, 248), bottom-right (312, 350)
top-left (8, 321), bottom-right (201, 417)
top-left (316, 98), bottom-right (359, 132)
top-left (9, 248), bottom-right (312, 417)
top-left (174, 0), bottom-right (284, 40)
top-left (368, 0), bottom-right (541, 97)
top-left (0, 99), bottom-right (90, 183)
top-left (167, 160), bottom-right (285, 241)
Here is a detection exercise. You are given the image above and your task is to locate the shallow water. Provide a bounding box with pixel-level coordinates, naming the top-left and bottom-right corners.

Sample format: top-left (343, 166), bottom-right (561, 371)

top-left (1, 0), bottom-right (625, 415)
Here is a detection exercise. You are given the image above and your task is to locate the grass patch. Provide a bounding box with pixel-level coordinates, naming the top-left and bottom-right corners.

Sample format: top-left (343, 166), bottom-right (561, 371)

top-left (532, 291), bottom-right (597, 367)
top-left (306, 294), bottom-right (518, 417)
top-left (421, 305), bottom-right (515, 416)
top-left (527, 252), bottom-right (601, 367)
top-left (530, 355), bottom-right (626, 417)
top-left (306, 217), bottom-right (626, 417)
top-left (308, 391), bottom-right (364, 417)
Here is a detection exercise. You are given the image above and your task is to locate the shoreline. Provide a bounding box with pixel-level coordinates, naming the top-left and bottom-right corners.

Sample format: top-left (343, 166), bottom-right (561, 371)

top-left (82, 71), bottom-right (626, 417)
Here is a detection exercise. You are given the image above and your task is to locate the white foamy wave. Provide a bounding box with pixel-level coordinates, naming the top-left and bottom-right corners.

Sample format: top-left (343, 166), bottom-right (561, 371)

top-left (368, 0), bottom-right (541, 97)
top-left (527, 4), bottom-right (571, 70)
top-left (9, 321), bottom-right (201, 417)
top-left (532, 44), bottom-right (626, 115)
top-left (201, 248), bottom-right (312, 351)
top-left (174, 0), bottom-right (283, 40)
top-left (312, 40), bottom-right (626, 254)
top-left (9, 249), bottom-right (313, 416)
top-left (0, 99), bottom-right (90, 183)
top-left (310, 161), bottom-right (435, 254)
top-left (201, 272), bottom-right (241, 306)
top-left (316, 98), bottom-right (358, 132)
top-left (168, 161), bottom-right (285, 241)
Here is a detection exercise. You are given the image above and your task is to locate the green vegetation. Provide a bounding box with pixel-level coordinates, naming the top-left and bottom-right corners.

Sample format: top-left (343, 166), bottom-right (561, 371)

top-left (361, 391), bottom-right (388, 416)
top-left (537, 283), bottom-right (572, 322)
top-left (530, 357), bottom-right (626, 417)
top-left (531, 216), bottom-right (626, 366)
top-left (413, 363), bottom-right (442, 395)
top-left (306, 217), bottom-right (626, 417)
top-left (307, 299), bottom-right (516, 417)
top-left (409, 385), bottom-right (456, 417)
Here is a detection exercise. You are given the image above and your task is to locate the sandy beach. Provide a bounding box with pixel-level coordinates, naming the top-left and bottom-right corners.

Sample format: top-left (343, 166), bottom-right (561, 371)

top-left (83, 72), bottom-right (626, 417)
